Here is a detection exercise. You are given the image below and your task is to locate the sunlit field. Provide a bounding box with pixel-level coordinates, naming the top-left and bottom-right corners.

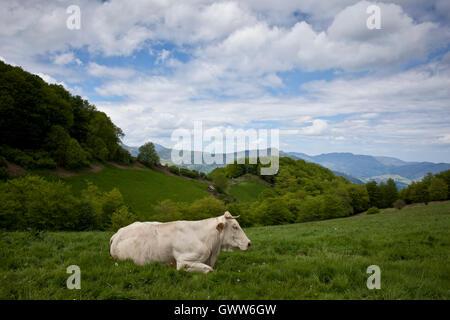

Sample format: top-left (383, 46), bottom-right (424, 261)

top-left (1, 201), bottom-right (448, 300)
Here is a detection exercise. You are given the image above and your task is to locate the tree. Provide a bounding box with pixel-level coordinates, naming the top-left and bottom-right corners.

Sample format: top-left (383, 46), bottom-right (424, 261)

top-left (379, 179), bottom-right (398, 208)
top-left (152, 199), bottom-right (183, 222)
top-left (138, 142), bottom-right (160, 167)
top-left (212, 171), bottom-right (228, 193)
top-left (346, 184), bottom-right (370, 213)
top-left (254, 197), bottom-right (295, 225)
top-left (366, 182), bottom-right (382, 208)
top-left (65, 138), bottom-right (89, 169)
top-left (428, 177), bottom-right (448, 201)
top-left (435, 170), bottom-right (450, 199)
top-left (110, 206), bottom-right (137, 231)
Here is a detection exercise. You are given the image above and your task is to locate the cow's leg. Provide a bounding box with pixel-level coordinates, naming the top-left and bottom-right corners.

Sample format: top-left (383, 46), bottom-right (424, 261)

top-left (176, 260), bottom-right (213, 274)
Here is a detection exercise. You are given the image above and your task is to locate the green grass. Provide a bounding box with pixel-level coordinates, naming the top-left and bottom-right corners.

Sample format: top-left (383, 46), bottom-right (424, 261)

top-left (62, 164), bottom-right (210, 218)
top-left (230, 176), bottom-right (270, 202)
top-left (1, 202), bottom-right (449, 299)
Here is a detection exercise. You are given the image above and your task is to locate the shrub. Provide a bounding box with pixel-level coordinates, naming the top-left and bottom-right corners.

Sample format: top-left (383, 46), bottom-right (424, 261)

top-left (0, 176), bottom-right (80, 230)
top-left (366, 207), bottom-right (380, 215)
top-left (212, 171), bottom-right (228, 193)
top-left (152, 199), bottom-right (183, 222)
top-left (100, 188), bottom-right (125, 229)
top-left (180, 168), bottom-right (200, 179)
top-left (13, 152), bottom-right (35, 169)
top-left (0, 155), bottom-right (7, 167)
top-left (254, 198), bottom-right (295, 225)
top-left (110, 206), bottom-right (137, 231)
top-left (183, 197), bottom-right (227, 220)
top-left (168, 165), bottom-right (180, 175)
top-left (393, 199), bottom-right (406, 210)
top-left (35, 157), bottom-right (57, 169)
top-left (65, 138), bottom-right (89, 169)
top-left (0, 167), bottom-right (9, 181)
top-left (74, 200), bottom-right (98, 230)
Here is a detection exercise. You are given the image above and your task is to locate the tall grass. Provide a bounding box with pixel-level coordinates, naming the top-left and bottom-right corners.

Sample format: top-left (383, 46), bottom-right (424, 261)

top-left (0, 202), bottom-right (448, 299)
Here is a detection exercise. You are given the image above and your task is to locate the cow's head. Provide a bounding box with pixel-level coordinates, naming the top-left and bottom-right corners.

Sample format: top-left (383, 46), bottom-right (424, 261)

top-left (217, 211), bottom-right (251, 252)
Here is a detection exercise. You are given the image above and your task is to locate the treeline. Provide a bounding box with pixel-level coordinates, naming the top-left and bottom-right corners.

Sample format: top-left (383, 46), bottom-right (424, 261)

top-left (400, 171), bottom-right (449, 204)
top-left (201, 158), bottom-right (450, 226)
top-left (0, 61), bottom-right (133, 170)
top-left (0, 175), bottom-right (137, 231)
top-left (165, 164), bottom-right (207, 179)
top-left (192, 157), bottom-right (370, 226)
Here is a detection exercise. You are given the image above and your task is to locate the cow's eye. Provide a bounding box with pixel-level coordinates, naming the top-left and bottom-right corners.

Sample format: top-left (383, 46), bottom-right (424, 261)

top-left (232, 225), bottom-right (238, 230)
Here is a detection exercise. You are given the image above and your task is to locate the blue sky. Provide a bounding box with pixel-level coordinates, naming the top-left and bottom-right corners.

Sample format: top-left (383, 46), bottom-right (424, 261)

top-left (1, 0), bottom-right (450, 162)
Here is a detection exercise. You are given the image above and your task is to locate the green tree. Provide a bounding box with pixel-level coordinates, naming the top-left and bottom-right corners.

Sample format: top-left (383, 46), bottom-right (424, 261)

top-left (65, 138), bottom-right (89, 169)
top-left (110, 206), bottom-right (137, 231)
top-left (183, 197), bottom-right (226, 220)
top-left (345, 184), bottom-right (370, 213)
top-left (138, 142), bottom-right (160, 167)
top-left (428, 177), bottom-right (448, 201)
top-left (212, 171), bottom-right (228, 193)
top-left (152, 199), bottom-right (183, 222)
top-left (366, 182), bottom-right (382, 208)
top-left (254, 198), bottom-right (295, 225)
top-left (379, 179), bottom-right (398, 208)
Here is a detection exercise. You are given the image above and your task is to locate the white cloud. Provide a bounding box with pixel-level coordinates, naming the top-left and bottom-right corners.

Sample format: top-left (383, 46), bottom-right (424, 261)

top-left (1, 0), bottom-right (450, 161)
top-left (87, 63), bottom-right (136, 79)
top-left (53, 52), bottom-right (76, 65)
top-left (301, 119), bottom-right (329, 135)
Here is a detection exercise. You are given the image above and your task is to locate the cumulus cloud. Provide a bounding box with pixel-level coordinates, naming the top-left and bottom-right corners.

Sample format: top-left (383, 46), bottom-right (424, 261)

top-left (87, 63), bottom-right (136, 79)
top-left (301, 119), bottom-right (329, 135)
top-left (53, 52), bottom-right (81, 65)
top-left (1, 0), bottom-right (450, 161)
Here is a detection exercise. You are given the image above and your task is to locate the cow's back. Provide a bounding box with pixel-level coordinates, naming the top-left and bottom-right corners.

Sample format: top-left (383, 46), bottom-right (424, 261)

top-left (110, 221), bottom-right (169, 265)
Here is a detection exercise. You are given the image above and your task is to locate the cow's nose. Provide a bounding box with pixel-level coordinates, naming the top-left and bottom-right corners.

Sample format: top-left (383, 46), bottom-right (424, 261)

top-left (248, 241), bottom-right (251, 248)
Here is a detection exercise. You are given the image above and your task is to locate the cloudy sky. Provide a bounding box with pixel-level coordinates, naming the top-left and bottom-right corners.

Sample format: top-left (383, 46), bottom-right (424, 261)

top-left (1, 0), bottom-right (450, 162)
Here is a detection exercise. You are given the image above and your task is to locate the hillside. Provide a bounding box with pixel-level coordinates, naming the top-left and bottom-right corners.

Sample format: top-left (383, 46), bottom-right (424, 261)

top-left (230, 175), bottom-right (271, 202)
top-left (1, 201), bottom-right (448, 299)
top-left (286, 151), bottom-right (450, 187)
top-left (63, 164), bottom-right (210, 219)
top-left (0, 61), bottom-right (133, 171)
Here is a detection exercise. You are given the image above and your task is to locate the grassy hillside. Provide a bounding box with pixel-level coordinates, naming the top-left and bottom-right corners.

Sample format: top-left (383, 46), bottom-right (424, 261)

top-left (63, 164), bottom-right (210, 218)
top-left (230, 176), bottom-right (270, 202)
top-left (1, 201), bottom-right (448, 299)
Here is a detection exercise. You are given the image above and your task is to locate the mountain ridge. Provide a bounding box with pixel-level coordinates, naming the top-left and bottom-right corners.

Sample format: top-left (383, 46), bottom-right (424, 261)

top-left (122, 143), bottom-right (450, 187)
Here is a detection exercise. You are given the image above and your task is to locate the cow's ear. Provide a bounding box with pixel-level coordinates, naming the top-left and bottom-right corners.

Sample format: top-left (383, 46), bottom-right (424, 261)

top-left (216, 222), bottom-right (225, 233)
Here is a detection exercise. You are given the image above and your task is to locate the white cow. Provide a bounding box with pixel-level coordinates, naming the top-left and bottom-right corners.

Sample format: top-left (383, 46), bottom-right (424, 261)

top-left (109, 211), bottom-right (251, 273)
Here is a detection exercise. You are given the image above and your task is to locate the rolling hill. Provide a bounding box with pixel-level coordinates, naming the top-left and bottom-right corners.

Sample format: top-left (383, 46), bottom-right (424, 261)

top-left (123, 144), bottom-right (450, 188)
top-left (63, 164), bottom-right (210, 219)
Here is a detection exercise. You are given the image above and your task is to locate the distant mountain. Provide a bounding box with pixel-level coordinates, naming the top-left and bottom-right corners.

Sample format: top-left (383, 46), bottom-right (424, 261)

top-left (123, 144), bottom-right (450, 187)
top-left (286, 151), bottom-right (450, 188)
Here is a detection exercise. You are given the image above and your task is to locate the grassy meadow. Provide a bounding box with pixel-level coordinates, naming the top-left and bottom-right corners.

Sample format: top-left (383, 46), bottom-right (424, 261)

top-left (230, 177), bottom-right (270, 203)
top-left (62, 164), bottom-right (210, 219)
top-left (0, 201), bottom-right (449, 300)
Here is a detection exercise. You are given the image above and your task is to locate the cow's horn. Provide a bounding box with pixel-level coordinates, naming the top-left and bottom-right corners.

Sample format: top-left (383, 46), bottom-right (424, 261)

top-left (226, 215), bottom-right (240, 219)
